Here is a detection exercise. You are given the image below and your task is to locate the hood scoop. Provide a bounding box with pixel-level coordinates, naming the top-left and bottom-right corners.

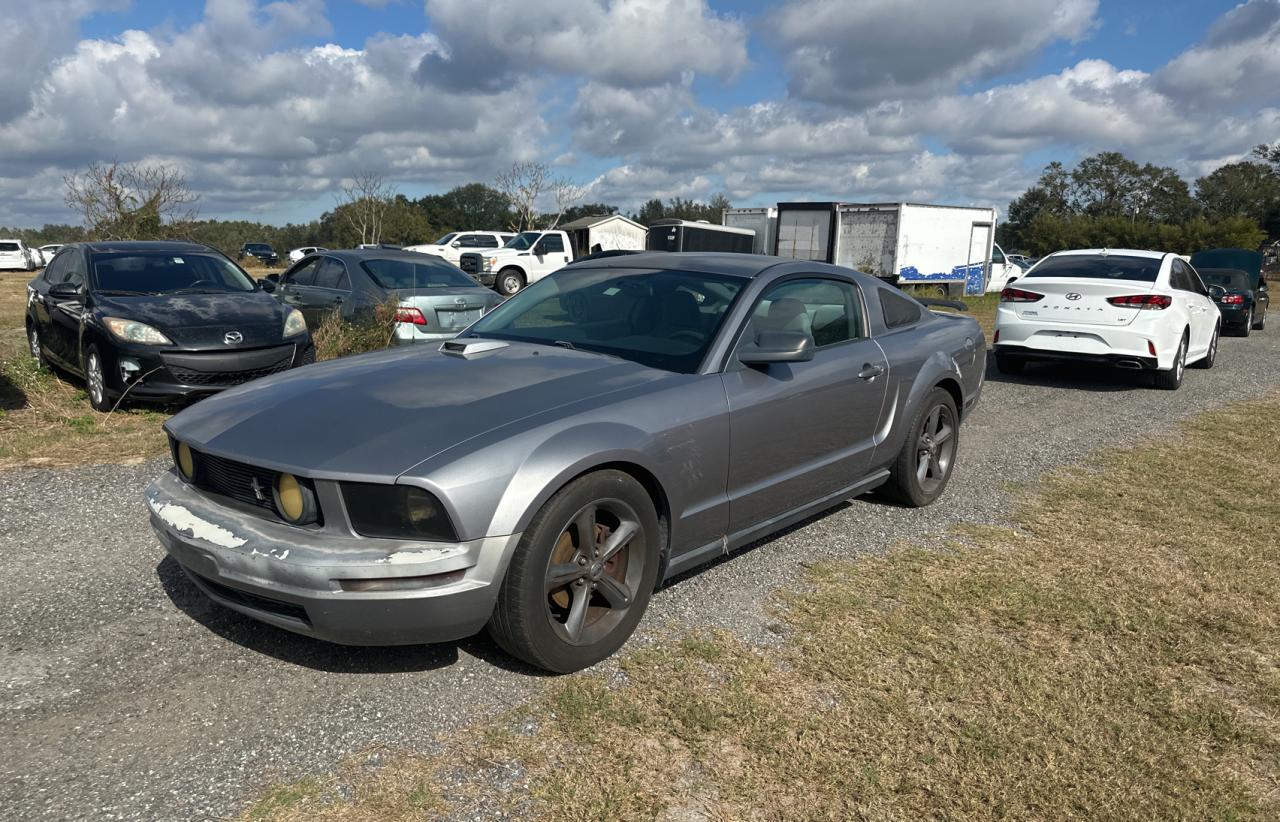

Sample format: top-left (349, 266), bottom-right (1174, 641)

top-left (439, 339), bottom-right (510, 359)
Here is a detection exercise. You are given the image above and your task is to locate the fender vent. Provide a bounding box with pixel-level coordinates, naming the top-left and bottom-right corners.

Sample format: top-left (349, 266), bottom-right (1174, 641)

top-left (440, 339), bottom-right (509, 358)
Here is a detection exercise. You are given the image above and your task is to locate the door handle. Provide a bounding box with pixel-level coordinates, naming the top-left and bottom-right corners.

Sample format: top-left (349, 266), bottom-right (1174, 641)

top-left (858, 363), bottom-right (885, 380)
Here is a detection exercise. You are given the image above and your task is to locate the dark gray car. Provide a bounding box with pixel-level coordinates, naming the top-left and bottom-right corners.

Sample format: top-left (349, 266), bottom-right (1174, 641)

top-left (270, 249), bottom-right (502, 341)
top-left (147, 253), bottom-right (985, 672)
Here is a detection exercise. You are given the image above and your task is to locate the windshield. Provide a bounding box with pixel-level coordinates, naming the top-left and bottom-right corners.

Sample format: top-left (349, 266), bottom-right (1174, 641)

top-left (504, 231), bottom-right (542, 250)
top-left (361, 258), bottom-right (477, 289)
top-left (1199, 269), bottom-right (1251, 290)
top-left (245, 243), bottom-right (272, 252)
top-left (464, 266), bottom-right (746, 373)
top-left (432, 233), bottom-right (458, 246)
top-left (91, 252), bottom-right (256, 295)
top-left (1026, 254), bottom-right (1161, 282)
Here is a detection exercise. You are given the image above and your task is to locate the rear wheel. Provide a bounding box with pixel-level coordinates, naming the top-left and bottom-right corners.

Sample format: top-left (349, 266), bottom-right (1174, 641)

top-left (1240, 308), bottom-right (1252, 337)
top-left (497, 268), bottom-right (525, 297)
top-left (882, 387), bottom-right (959, 507)
top-left (995, 352), bottom-right (1025, 374)
top-left (1253, 305), bottom-right (1266, 331)
top-left (1153, 334), bottom-right (1186, 390)
top-left (1193, 324), bottom-right (1218, 369)
top-left (488, 470), bottom-right (661, 673)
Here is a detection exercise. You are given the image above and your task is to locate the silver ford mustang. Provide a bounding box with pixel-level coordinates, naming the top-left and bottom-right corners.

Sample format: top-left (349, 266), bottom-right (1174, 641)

top-left (147, 252), bottom-right (985, 672)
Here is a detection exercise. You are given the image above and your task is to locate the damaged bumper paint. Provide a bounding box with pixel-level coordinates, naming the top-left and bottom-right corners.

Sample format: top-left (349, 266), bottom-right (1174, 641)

top-left (146, 470), bottom-right (521, 646)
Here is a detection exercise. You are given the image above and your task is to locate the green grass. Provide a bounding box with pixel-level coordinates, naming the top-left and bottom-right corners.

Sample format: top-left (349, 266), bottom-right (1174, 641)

top-left (241, 392), bottom-right (1280, 821)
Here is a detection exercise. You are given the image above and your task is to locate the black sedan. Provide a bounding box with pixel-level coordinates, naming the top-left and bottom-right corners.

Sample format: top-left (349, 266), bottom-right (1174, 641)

top-left (1191, 248), bottom-right (1268, 333)
top-left (239, 242), bottom-right (280, 266)
top-left (269, 248), bottom-right (503, 342)
top-left (26, 241), bottom-right (314, 411)
top-left (1199, 268), bottom-right (1268, 335)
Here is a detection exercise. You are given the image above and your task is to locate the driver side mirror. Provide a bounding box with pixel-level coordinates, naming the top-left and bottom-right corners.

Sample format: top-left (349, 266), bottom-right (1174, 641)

top-left (1208, 285), bottom-right (1225, 301)
top-left (49, 282), bottom-right (83, 300)
top-left (738, 331), bottom-right (815, 366)
top-left (451, 241), bottom-right (462, 248)
top-left (258, 278), bottom-right (276, 293)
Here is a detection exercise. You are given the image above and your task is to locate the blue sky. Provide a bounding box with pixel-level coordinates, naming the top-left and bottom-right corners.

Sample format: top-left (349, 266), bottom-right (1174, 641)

top-left (2, 0), bottom-right (1276, 227)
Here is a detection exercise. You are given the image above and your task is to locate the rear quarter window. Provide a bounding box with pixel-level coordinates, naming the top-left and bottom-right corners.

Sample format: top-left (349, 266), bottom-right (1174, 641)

top-left (880, 288), bottom-right (923, 329)
top-left (1027, 255), bottom-right (1161, 282)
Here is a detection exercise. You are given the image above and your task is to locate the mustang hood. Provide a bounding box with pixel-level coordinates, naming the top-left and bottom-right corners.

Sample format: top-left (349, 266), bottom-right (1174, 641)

top-left (165, 342), bottom-right (673, 480)
top-left (96, 292), bottom-right (289, 347)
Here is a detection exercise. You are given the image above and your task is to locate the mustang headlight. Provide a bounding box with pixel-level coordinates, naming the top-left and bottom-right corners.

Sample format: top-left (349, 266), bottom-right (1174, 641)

top-left (274, 472), bottom-right (319, 525)
top-left (104, 317), bottom-right (172, 345)
top-left (283, 307), bottom-right (307, 337)
top-left (172, 439), bottom-right (199, 482)
top-left (342, 483), bottom-right (458, 542)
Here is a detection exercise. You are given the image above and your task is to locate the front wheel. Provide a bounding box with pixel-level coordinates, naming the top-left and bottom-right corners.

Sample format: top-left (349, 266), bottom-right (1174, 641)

top-left (488, 470), bottom-right (661, 673)
top-left (84, 345), bottom-right (113, 411)
top-left (497, 268), bottom-right (526, 297)
top-left (1153, 334), bottom-right (1186, 390)
top-left (27, 324), bottom-right (48, 370)
top-left (882, 387), bottom-right (960, 507)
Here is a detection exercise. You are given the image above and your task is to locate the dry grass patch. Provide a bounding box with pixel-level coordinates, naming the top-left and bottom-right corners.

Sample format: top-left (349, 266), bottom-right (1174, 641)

top-left (244, 393), bottom-right (1280, 821)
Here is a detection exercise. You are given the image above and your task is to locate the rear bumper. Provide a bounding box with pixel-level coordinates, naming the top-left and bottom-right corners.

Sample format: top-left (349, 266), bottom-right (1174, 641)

top-left (147, 470), bottom-right (521, 645)
top-left (392, 325), bottom-right (461, 344)
top-left (995, 308), bottom-right (1175, 369)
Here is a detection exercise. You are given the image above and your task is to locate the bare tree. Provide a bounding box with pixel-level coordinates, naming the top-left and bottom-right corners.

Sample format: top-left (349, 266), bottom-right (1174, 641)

top-left (64, 161), bottom-right (199, 240)
top-left (334, 171), bottom-right (397, 245)
top-left (495, 161), bottom-right (550, 232)
top-left (545, 177), bottom-right (587, 230)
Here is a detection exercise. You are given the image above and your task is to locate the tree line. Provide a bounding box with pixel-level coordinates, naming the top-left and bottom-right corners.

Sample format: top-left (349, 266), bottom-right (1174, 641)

top-left (0, 160), bottom-right (738, 259)
top-left (998, 145), bottom-right (1280, 256)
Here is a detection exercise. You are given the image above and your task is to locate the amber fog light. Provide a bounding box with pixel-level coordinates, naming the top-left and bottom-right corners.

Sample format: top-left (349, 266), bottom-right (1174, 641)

top-left (176, 442), bottom-right (196, 481)
top-left (274, 472), bottom-right (318, 525)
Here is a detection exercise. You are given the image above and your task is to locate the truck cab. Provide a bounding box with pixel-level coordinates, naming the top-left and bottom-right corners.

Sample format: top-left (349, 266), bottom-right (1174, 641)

top-left (983, 243), bottom-right (1025, 293)
top-left (459, 230), bottom-right (574, 296)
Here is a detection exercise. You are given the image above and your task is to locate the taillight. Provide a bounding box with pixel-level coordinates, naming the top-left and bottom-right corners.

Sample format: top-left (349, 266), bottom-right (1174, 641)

top-left (1220, 294), bottom-right (1245, 305)
top-left (395, 307), bottom-right (427, 325)
top-left (1000, 287), bottom-right (1043, 302)
top-left (1107, 294), bottom-right (1172, 310)
top-left (1147, 340), bottom-right (1157, 356)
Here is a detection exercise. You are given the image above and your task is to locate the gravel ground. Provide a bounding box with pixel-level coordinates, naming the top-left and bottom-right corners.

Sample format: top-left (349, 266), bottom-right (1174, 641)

top-left (2, 330), bottom-right (1278, 820)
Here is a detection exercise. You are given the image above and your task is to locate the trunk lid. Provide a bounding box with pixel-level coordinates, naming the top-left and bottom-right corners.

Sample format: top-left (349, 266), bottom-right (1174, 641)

top-left (1010, 278), bottom-right (1158, 326)
top-left (391, 287), bottom-right (498, 333)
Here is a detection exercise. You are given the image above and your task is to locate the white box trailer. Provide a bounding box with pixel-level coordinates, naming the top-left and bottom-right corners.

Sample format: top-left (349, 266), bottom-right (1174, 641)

top-left (721, 207), bottom-right (777, 255)
top-left (770, 202), bottom-right (1020, 295)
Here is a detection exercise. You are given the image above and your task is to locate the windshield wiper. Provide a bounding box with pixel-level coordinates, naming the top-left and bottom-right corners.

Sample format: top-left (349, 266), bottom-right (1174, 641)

top-left (553, 340), bottom-right (577, 350)
top-left (97, 289), bottom-right (151, 296)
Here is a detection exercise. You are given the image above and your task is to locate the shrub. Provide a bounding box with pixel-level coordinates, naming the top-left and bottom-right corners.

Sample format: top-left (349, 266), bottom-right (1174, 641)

top-left (311, 300), bottom-right (401, 362)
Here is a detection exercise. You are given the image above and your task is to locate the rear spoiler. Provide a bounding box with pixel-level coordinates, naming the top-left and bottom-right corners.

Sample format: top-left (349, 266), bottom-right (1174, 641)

top-left (917, 297), bottom-right (969, 312)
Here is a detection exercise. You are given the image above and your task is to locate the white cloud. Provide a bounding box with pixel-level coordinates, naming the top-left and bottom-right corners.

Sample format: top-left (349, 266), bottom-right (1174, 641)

top-left (769, 0), bottom-right (1099, 108)
top-left (419, 0), bottom-right (747, 90)
top-left (1153, 0), bottom-right (1280, 109)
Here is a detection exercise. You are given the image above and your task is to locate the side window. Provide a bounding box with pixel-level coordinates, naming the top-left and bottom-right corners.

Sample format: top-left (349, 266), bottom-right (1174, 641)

top-left (1183, 263), bottom-right (1208, 296)
top-left (749, 278), bottom-right (865, 348)
top-left (285, 258), bottom-right (320, 286)
top-left (991, 244), bottom-right (1006, 265)
top-left (539, 234), bottom-right (565, 254)
top-left (881, 288), bottom-right (923, 329)
top-left (64, 251), bottom-right (87, 289)
top-left (314, 257), bottom-right (349, 290)
top-left (43, 252), bottom-right (69, 284)
top-left (1171, 260), bottom-right (1192, 292)
top-left (472, 235), bottom-right (499, 248)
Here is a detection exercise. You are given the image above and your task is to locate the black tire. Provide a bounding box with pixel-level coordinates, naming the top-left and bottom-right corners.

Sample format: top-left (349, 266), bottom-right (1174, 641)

top-left (995, 352), bottom-right (1025, 374)
top-left (1253, 306), bottom-right (1265, 331)
top-left (83, 344), bottom-right (113, 411)
top-left (882, 387), bottom-right (960, 507)
top-left (27, 323), bottom-right (48, 370)
top-left (488, 470), bottom-right (661, 673)
top-left (1193, 324), bottom-right (1218, 369)
top-left (1153, 334), bottom-right (1186, 390)
top-left (1240, 308), bottom-right (1252, 337)
top-left (496, 268), bottom-right (525, 297)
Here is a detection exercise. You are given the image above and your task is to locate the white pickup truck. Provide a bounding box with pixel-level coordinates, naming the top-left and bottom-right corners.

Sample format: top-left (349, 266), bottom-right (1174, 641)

top-left (458, 230), bottom-right (574, 295)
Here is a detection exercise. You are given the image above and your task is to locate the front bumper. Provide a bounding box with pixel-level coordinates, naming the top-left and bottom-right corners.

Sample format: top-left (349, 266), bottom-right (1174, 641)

top-left (146, 470), bottom-right (520, 645)
top-left (103, 339), bottom-right (313, 401)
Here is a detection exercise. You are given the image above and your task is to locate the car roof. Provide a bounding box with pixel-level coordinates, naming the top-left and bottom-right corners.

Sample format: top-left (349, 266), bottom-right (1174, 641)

top-left (323, 248), bottom-right (461, 264)
top-left (565, 251), bottom-right (800, 279)
top-left (80, 240), bottom-right (216, 254)
top-left (1048, 248), bottom-right (1167, 260)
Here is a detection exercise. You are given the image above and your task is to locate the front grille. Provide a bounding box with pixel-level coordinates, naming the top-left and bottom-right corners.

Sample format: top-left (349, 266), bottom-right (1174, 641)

top-left (195, 452), bottom-right (278, 513)
top-left (193, 572), bottom-right (310, 624)
top-left (459, 253), bottom-right (481, 274)
top-left (169, 350), bottom-right (294, 387)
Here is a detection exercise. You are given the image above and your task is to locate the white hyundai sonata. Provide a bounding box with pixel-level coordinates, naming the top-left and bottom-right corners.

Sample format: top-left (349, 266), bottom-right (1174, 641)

top-left (992, 249), bottom-right (1223, 390)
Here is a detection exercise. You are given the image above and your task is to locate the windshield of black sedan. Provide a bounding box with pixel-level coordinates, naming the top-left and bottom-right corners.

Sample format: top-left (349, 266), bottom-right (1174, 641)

top-left (361, 258), bottom-right (477, 289)
top-left (463, 267), bottom-right (745, 373)
top-left (92, 252), bottom-right (256, 294)
top-left (1199, 269), bottom-right (1251, 290)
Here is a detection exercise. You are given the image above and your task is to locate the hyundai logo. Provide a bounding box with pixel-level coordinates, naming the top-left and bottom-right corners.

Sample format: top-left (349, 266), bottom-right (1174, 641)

top-left (223, 331), bottom-right (243, 344)
top-left (1065, 293), bottom-right (1082, 301)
